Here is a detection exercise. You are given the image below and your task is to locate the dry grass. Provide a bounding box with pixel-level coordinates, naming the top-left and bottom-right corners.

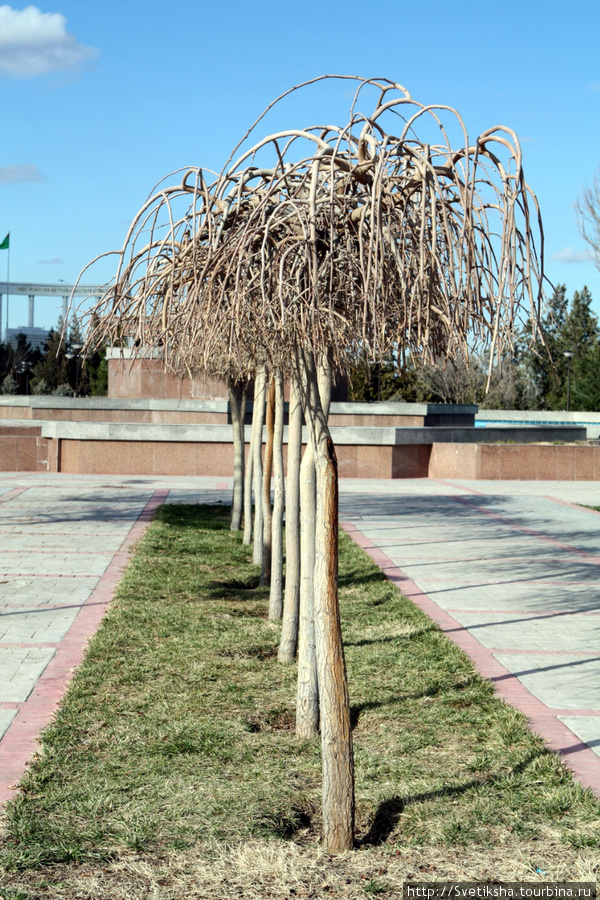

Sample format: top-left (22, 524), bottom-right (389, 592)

top-left (1, 839), bottom-right (598, 899)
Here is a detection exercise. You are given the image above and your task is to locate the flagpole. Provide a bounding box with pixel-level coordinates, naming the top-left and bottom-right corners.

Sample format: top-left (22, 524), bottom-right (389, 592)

top-left (0, 232), bottom-right (10, 342)
top-left (6, 240), bottom-right (9, 340)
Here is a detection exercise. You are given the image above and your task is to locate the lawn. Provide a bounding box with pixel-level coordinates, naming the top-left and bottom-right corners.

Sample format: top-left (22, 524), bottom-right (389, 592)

top-left (0, 503), bottom-right (598, 899)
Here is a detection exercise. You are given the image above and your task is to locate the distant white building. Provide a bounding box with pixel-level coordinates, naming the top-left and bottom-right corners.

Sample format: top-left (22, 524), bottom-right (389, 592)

top-left (5, 327), bottom-right (50, 352)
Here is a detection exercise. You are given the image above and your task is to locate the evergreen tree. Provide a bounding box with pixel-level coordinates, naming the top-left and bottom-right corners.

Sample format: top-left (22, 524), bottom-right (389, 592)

top-left (88, 354), bottom-right (108, 395)
top-left (0, 333), bottom-right (40, 394)
top-left (79, 312), bottom-right (109, 396)
top-left (518, 285), bottom-right (600, 410)
top-left (347, 353), bottom-right (419, 401)
top-left (518, 284), bottom-right (568, 408)
top-left (31, 323), bottom-right (70, 393)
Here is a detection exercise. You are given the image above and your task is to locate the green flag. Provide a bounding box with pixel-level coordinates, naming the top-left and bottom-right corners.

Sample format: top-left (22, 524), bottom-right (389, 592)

top-left (0, 233), bottom-right (9, 250)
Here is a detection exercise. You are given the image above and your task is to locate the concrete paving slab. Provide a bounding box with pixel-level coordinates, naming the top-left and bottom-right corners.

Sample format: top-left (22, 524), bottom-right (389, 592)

top-left (558, 716), bottom-right (600, 759)
top-left (418, 581), bottom-right (600, 614)
top-left (445, 610), bottom-right (600, 652)
top-left (0, 709), bottom-right (17, 740)
top-left (0, 646), bottom-right (57, 702)
top-left (491, 652), bottom-right (600, 709)
top-left (0, 605), bottom-right (82, 643)
top-left (0, 552), bottom-right (114, 577)
top-left (0, 576), bottom-right (99, 607)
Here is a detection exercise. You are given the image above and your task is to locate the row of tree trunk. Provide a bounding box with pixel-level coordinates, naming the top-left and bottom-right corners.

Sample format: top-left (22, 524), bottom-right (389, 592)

top-left (227, 352), bottom-right (354, 853)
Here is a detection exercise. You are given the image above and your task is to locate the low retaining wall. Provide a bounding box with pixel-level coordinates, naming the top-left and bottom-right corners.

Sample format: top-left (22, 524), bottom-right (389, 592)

top-left (0, 424), bottom-right (51, 472)
top-left (429, 442), bottom-right (600, 480)
top-left (0, 420), bottom-right (593, 479)
top-left (477, 409), bottom-right (600, 440)
top-left (0, 397), bottom-right (478, 428)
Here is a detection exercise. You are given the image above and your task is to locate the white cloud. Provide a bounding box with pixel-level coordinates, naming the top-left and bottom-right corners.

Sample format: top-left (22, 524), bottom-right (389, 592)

top-left (37, 256), bottom-right (63, 264)
top-left (0, 163), bottom-right (45, 183)
top-left (550, 246), bottom-right (593, 264)
top-left (0, 5), bottom-right (97, 78)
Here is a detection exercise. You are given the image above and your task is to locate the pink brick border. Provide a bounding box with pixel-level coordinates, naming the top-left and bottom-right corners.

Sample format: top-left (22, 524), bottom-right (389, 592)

top-left (0, 486), bottom-right (29, 505)
top-left (450, 494), bottom-right (600, 562)
top-left (0, 488), bottom-right (169, 807)
top-left (341, 520), bottom-right (600, 799)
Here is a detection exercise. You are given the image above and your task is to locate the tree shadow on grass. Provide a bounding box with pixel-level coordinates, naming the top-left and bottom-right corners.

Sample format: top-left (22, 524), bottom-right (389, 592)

top-left (255, 805), bottom-right (314, 839)
top-left (350, 677), bottom-right (481, 728)
top-left (205, 575), bottom-right (262, 599)
top-left (344, 626), bottom-right (436, 648)
top-left (338, 571), bottom-right (389, 588)
top-left (358, 749), bottom-right (543, 846)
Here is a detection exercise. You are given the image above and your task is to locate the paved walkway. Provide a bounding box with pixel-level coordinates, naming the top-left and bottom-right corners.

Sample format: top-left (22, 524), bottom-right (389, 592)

top-left (0, 472), bottom-right (231, 804)
top-left (339, 477), bottom-right (600, 795)
top-left (0, 473), bottom-right (598, 805)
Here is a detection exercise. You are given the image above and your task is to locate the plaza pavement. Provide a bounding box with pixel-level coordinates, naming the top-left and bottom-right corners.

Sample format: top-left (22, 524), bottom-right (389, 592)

top-left (0, 472), bottom-right (599, 806)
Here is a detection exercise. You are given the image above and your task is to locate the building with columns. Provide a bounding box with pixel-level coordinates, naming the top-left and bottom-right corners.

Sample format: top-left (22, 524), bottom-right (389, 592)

top-left (0, 281), bottom-right (107, 344)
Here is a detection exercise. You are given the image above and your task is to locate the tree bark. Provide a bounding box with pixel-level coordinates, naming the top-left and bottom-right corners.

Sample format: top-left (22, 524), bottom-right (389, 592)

top-left (243, 379), bottom-right (255, 546)
top-left (301, 349), bottom-right (354, 854)
top-left (278, 373), bottom-right (302, 661)
top-left (296, 435), bottom-right (318, 736)
top-left (260, 375), bottom-right (275, 586)
top-left (228, 377), bottom-right (246, 532)
top-left (252, 368), bottom-right (267, 567)
top-left (296, 359), bottom-right (332, 735)
top-left (269, 369), bottom-right (285, 620)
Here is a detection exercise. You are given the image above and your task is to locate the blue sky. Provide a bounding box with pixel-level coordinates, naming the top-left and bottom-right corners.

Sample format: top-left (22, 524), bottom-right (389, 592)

top-left (0, 0), bottom-right (599, 331)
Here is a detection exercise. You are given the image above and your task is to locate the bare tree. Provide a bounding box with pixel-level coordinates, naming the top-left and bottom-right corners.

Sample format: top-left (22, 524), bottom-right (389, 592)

top-left (577, 172), bottom-right (600, 270)
top-left (80, 76), bottom-right (545, 852)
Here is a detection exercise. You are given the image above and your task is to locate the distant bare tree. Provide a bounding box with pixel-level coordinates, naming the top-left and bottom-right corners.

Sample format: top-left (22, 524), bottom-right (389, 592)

top-left (577, 172), bottom-right (600, 270)
top-left (413, 354), bottom-right (539, 409)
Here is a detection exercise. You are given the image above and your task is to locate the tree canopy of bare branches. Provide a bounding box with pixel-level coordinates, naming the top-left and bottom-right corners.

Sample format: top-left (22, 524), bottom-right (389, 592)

top-left (81, 76), bottom-right (544, 386)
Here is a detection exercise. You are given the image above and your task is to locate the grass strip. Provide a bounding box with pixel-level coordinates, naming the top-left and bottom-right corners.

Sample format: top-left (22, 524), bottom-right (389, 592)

top-left (1, 503), bottom-right (599, 897)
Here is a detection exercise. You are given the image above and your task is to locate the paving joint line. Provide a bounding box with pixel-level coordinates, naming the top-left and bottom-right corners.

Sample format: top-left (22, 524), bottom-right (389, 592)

top-left (0, 602), bottom-right (96, 612)
top-left (0, 550), bottom-right (117, 556)
top-left (0, 642), bottom-right (58, 649)
top-left (0, 573), bottom-right (97, 579)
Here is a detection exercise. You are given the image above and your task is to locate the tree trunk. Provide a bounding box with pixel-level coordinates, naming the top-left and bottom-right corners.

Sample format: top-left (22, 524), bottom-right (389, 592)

top-left (243, 379), bottom-right (255, 546)
top-left (228, 377), bottom-right (246, 532)
top-left (261, 375), bottom-right (275, 586)
top-left (252, 368), bottom-right (267, 566)
top-left (278, 373), bottom-right (302, 661)
top-left (301, 349), bottom-right (354, 854)
top-left (296, 436), bottom-right (318, 735)
top-left (269, 370), bottom-right (285, 620)
top-left (296, 359), bottom-right (332, 735)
